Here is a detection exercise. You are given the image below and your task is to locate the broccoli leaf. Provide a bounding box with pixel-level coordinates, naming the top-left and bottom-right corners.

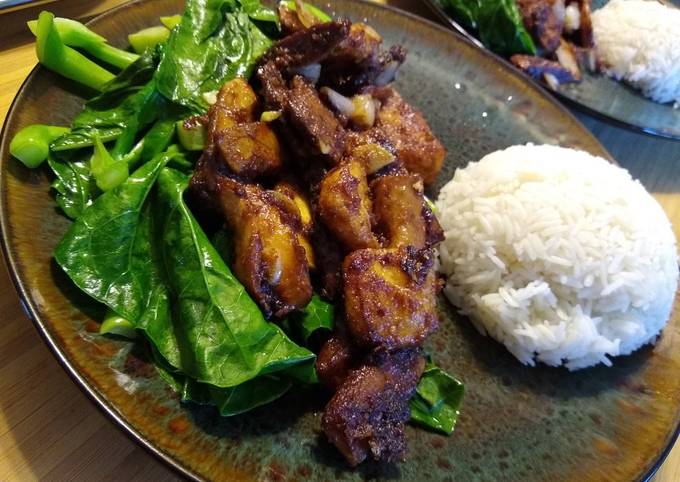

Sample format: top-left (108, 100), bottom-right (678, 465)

top-left (410, 363), bottom-right (464, 435)
top-left (155, 0), bottom-right (275, 112)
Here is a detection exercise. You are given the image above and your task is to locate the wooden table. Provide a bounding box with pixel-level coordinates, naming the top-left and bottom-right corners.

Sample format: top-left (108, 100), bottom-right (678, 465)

top-left (0, 1), bottom-right (678, 480)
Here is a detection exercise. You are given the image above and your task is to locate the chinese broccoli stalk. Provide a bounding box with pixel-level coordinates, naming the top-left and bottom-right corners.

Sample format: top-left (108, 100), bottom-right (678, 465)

top-left (32, 11), bottom-right (117, 91)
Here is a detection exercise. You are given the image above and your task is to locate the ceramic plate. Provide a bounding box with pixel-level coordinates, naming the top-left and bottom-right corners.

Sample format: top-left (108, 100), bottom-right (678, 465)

top-left (1, 0), bottom-right (679, 480)
top-left (421, 0), bottom-right (680, 140)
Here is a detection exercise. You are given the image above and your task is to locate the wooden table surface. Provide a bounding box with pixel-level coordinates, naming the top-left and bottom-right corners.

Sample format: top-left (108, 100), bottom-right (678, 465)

top-left (0, 1), bottom-right (678, 480)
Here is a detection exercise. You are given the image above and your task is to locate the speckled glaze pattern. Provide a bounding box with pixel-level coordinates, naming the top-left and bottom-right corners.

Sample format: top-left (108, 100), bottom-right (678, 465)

top-left (1, 1), bottom-right (679, 481)
top-left (421, 0), bottom-right (680, 140)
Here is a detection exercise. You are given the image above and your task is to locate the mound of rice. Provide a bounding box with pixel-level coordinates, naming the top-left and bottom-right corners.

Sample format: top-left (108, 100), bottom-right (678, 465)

top-left (436, 144), bottom-right (678, 370)
top-left (591, 0), bottom-right (680, 105)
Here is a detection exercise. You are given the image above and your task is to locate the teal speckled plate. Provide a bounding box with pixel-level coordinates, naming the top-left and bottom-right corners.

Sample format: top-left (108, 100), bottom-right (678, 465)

top-left (1, 0), bottom-right (679, 480)
top-left (421, 0), bottom-right (680, 140)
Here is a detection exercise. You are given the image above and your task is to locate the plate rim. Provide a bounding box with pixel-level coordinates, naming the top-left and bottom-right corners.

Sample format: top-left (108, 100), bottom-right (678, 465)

top-left (1, 0), bottom-right (677, 480)
top-left (419, 0), bottom-right (680, 142)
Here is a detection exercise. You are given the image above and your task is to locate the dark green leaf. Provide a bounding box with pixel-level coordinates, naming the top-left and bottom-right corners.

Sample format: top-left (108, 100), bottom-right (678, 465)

top-left (155, 0), bottom-right (274, 112)
top-left (410, 363), bottom-right (464, 435)
top-left (290, 294), bottom-right (335, 342)
top-left (47, 150), bottom-right (98, 219)
top-left (437, 0), bottom-right (536, 56)
top-left (152, 168), bottom-right (314, 387)
top-left (54, 151), bottom-right (172, 322)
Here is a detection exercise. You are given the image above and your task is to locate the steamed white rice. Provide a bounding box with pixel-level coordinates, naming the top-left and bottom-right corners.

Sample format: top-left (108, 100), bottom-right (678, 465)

top-left (436, 144), bottom-right (678, 370)
top-left (591, 0), bottom-right (680, 105)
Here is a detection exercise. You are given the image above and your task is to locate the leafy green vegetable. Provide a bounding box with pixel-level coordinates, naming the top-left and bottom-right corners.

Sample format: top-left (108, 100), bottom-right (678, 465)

top-left (9, 124), bottom-right (69, 168)
top-left (47, 151), bottom-right (98, 219)
top-left (28, 16), bottom-right (139, 69)
top-left (34, 11), bottom-right (116, 91)
top-left (410, 362), bottom-right (464, 435)
top-left (152, 168), bottom-right (314, 387)
top-left (436, 0), bottom-right (536, 56)
top-left (290, 294), bottom-right (335, 342)
top-left (128, 26), bottom-right (171, 54)
top-left (50, 50), bottom-right (162, 152)
top-left (155, 0), bottom-right (276, 112)
top-left (54, 151), bottom-right (172, 319)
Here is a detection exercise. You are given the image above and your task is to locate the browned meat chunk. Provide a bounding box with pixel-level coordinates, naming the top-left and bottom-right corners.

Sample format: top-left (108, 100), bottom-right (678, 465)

top-left (286, 76), bottom-right (347, 163)
top-left (370, 87), bottom-right (446, 185)
top-left (310, 224), bottom-right (345, 300)
top-left (516, 0), bottom-right (564, 53)
top-left (316, 332), bottom-right (360, 391)
top-left (318, 160), bottom-right (379, 251)
top-left (372, 174), bottom-right (443, 249)
top-left (216, 176), bottom-right (312, 318)
top-left (319, 24), bottom-right (406, 94)
top-left (209, 79), bottom-right (283, 179)
top-left (343, 247), bottom-right (439, 349)
top-left (510, 54), bottom-right (579, 83)
top-left (261, 20), bottom-right (350, 70)
top-left (321, 349), bottom-right (425, 466)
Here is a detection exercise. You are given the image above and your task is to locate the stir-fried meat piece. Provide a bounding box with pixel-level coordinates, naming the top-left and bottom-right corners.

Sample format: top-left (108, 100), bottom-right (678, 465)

top-left (261, 20), bottom-right (350, 71)
top-left (344, 247), bottom-right (438, 349)
top-left (310, 224), bottom-right (345, 299)
top-left (510, 54), bottom-right (579, 83)
top-left (274, 180), bottom-right (315, 268)
top-left (516, 0), bottom-right (564, 53)
top-left (318, 160), bottom-right (379, 251)
top-left (371, 174), bottom-right (443, 249)
top-left (316, 332), bottom-right (361, 391)
top-left (322, 349), bottom-right (425, 466)
top-left (209, 79), bottom-right (283, 179)
top-left (577, 0), bottom-right (594, 48)
top-left (318, 24), bottom-right (406, 94)
top-left (258, 64), bottom-right (348, 164)
top-left (366, 87), bottom-right (445, 185)
top-left (286, 76), bottom-right (347, 163)
top-left (216, 176), bottom-right (312, 318)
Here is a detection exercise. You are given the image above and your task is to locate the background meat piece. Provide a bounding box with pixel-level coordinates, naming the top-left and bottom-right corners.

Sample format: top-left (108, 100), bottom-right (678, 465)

top-left (216, 177), bottom-right (312, 318)
top-left (371, 174), bottom-right (443, 249)
top-left (318, 160), bottom-right (379, 251)
top-left (321, 349), bottom-right (425, 466)
top-left (510, 54), bottom-right (578, 83)
top-left (343, 247), bottom-right (439, 348)
top-left (516, 0), bottom-right (564, 53)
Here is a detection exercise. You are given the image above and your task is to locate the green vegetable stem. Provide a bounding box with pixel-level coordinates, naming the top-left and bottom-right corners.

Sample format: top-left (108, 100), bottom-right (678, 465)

top-left (90, 135), bottom-right (129, 191)
top-left (28, 16), bottom-right (139, 69)
top-left (176, 119), bottom-right (206, 151)
top-left (34, 11), bottom-right (117, 90)
top-left (9, 124), bottom-right (69, 168)
top-left (160, 15), bottom-right (182, 30)
top-left (128, 26), bottom-right (171, 54)
top-left (99, 309), bottom-right (137, 338)
top-left (281, 0), bottom-right (332, 22)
